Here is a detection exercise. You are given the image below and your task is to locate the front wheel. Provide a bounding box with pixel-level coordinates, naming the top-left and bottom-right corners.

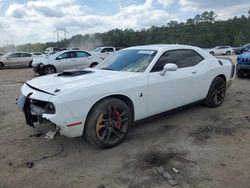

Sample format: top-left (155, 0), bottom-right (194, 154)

top-left (226, 51), bottom-right (231, 55)
top-left (28, 61), bottom-right (33, 68)
top-left (203, 77), bottom-right (226, 107)
top-left (84, 98), bottom-right (132, 148)
top-left (43, 65), bottom-right (56, 75)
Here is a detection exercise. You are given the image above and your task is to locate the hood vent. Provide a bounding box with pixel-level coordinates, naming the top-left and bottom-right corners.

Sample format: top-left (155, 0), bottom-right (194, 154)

top-left (57, 69), bottom-right (93, 77)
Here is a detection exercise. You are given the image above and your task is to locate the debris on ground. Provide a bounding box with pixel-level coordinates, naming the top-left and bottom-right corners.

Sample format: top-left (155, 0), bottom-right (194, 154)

top-left (11, 143), bottom-right (64, 172)
top-left (172, 167), bottom-right (180, 174)
top-left (26, 161), bottom-right (34, 168)
top-left (45, 130), bottom-right (58, 139)
top-left (156, 166), bottom-right (178, 186)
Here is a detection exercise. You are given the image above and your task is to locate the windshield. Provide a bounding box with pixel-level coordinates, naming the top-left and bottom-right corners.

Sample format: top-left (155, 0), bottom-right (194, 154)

top-left (96, 49), bottom-right (157, 72)
top-left (93, 47), bottom-right (102, 52)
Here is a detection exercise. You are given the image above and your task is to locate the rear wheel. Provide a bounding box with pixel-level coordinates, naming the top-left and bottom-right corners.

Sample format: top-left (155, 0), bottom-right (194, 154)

top-left (226, 51), bottom-right (231, 55)
top-left (84, 98), bottom-right (132, 148)
top-left (43, 65), bottom-right (56, 75)
top-left (203, 77), bottom-right (226, 107)
top-left (0, 62), bottom-right (4, 69)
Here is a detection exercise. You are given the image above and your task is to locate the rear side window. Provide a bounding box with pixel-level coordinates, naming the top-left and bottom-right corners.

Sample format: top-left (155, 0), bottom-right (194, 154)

top-left (151, 49), bottom-right (204, 72)
top-left (20, 53), bottom-right (32, 57)
top-left (76, 51), bottom-right (90, 58)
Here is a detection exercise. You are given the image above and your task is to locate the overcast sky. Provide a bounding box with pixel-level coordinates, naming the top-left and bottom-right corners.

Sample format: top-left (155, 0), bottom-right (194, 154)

top-left (0, 0), bottom-right (249, 46)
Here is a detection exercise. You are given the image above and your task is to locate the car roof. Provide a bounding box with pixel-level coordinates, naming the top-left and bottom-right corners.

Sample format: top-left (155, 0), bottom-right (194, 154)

top-left (123, 44), bottom-right (213, 59)
top-left (125, 44), bottom-right (200, 51)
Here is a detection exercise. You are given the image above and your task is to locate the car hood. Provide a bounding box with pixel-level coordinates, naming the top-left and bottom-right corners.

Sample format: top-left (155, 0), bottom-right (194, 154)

top-left (25, 68), bottom-right (140, 95)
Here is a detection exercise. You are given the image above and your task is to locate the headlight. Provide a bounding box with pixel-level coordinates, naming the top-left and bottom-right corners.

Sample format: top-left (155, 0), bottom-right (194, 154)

top-left (30, 99), bottom-right (56, 114)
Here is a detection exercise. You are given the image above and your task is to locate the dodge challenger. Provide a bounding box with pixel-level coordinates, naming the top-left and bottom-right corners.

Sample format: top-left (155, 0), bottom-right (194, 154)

top-left (17, 44), bottom-right (235, 148)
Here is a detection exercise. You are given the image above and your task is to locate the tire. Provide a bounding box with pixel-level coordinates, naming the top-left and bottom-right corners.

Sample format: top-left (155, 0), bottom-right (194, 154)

top-left (210, 51), bottom-right (215, 56)
top-left (28, 61), bottom-right (33, 68)
top-left (90, 62), bottom-right (98, 68)
top-left (84, 98), bottom-right (132, 148)
top-left (203, 77), bottom-right (226, 107)
top-left (0, 62), bottom-right (4, 69)
top-left (43, 65), bottom-right (56, 75)
top-left (226, 51), bottom-right (231, 56)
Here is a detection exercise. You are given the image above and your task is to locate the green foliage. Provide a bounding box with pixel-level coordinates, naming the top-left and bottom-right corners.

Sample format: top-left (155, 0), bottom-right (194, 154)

top-left (1, 11), bottom-right (249, 53)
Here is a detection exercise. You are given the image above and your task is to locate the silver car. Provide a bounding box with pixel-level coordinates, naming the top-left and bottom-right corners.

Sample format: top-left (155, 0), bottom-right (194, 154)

top-left (0, 52), bottom-right (36, 69)
top-left (32, 50), bottom-right (103, 75)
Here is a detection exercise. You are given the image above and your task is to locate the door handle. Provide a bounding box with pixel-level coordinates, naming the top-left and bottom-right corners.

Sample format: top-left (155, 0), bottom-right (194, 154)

top-left (192, 71), bottom-right (197, 74)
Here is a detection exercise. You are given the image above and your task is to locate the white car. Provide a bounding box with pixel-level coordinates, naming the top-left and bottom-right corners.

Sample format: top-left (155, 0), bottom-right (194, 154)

top-left (92, 47), bottom-right (120, 60)
top-left (208, 46), bottom-right (234, 56)
top-left (17, 44), bottom-right (235, 148)
top-left (32, 50), bottom-right (103, 75)
top-left (0, 52), bottom-right (36, 69)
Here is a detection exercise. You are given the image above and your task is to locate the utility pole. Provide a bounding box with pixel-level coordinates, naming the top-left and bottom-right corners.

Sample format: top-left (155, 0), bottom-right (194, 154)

top-left (54, 27), bottom-right (69, 42)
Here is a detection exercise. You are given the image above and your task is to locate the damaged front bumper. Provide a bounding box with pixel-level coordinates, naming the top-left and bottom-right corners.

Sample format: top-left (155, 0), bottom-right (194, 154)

top-left (17, 94), bottom-right (56, 127)
top-left (17, 83), bottom-right (85, 138)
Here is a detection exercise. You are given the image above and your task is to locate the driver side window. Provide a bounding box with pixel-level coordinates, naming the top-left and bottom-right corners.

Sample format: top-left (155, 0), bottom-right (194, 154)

top-left (58, 52), bottom-right (76, 59)
top-left (8, 53), bottom-right (19, 58)
top-left (151, 49), bottom-right (204, 72)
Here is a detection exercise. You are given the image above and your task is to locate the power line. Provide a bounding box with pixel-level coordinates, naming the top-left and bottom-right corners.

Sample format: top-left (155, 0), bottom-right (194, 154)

top-left (54, 27), bottom-right (69, 42)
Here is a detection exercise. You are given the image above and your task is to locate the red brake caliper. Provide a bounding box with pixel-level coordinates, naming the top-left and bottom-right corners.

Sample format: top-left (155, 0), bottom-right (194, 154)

top-left (115, 111), bottom-right (122, 129)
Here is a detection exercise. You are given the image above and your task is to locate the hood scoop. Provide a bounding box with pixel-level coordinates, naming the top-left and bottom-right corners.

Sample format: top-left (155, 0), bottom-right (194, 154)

top-left (57, 69), bottom-right (94, 77)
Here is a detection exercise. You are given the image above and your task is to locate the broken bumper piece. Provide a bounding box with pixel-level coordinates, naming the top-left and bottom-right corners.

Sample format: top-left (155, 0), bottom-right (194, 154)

top-left (17, 94), bottom-right (56, 128)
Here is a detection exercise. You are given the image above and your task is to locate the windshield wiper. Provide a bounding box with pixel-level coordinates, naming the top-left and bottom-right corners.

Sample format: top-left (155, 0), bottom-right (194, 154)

top-left (100, 68), bottom-right (115, 71)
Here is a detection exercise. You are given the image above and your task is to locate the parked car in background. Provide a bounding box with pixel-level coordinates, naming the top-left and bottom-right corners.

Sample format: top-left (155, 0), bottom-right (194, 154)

top-left (17, 44), bottom-right (235, 148)
top-left (236, 49), bottom-right (250, 77)
top-left (92, 46), bottom-right (121, 60)
top-left (208, 46), bottom-right (234, 56)
top-left (32, 50), bottom-right (103, 75)
top-left (0, 52), bottom-right (38, 69)
top-left (235, 43), bottom-right (250, 55)
top-left (44, 47), bottom-right (60, 54)
top-left (0, 52), bottom-right (4, 56)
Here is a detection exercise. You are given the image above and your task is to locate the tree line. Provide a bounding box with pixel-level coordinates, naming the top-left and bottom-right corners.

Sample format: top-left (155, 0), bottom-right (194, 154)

top-left (1, 10), bottom-right (250, 53)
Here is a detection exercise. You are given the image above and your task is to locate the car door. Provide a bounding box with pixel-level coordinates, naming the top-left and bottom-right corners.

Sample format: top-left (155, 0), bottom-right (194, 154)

top-left (147, 49), bottom-right (206, 116)
top-left (5, 53), bottom-right (21, 67)
top-left (217, 46), bottom-right (226, 55)
top-left (19, 53), bottom-right (32, 67)
top-left (75, 51), bottom-right (92, 69)
top-left (56, 51), bottom-right (77, 71)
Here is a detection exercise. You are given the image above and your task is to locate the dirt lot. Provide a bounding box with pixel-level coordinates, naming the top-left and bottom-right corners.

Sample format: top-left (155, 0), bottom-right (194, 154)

top-left (0, 56), bottom-right (250, 188)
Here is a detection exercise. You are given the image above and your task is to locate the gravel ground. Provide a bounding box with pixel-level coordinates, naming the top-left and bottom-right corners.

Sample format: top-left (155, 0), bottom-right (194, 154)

top-left (0, 56), bottom-right (250, 188)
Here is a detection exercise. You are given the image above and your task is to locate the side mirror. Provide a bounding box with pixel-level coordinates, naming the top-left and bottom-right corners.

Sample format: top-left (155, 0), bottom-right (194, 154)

top-left (160, 63), bottom-right (178, 76)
